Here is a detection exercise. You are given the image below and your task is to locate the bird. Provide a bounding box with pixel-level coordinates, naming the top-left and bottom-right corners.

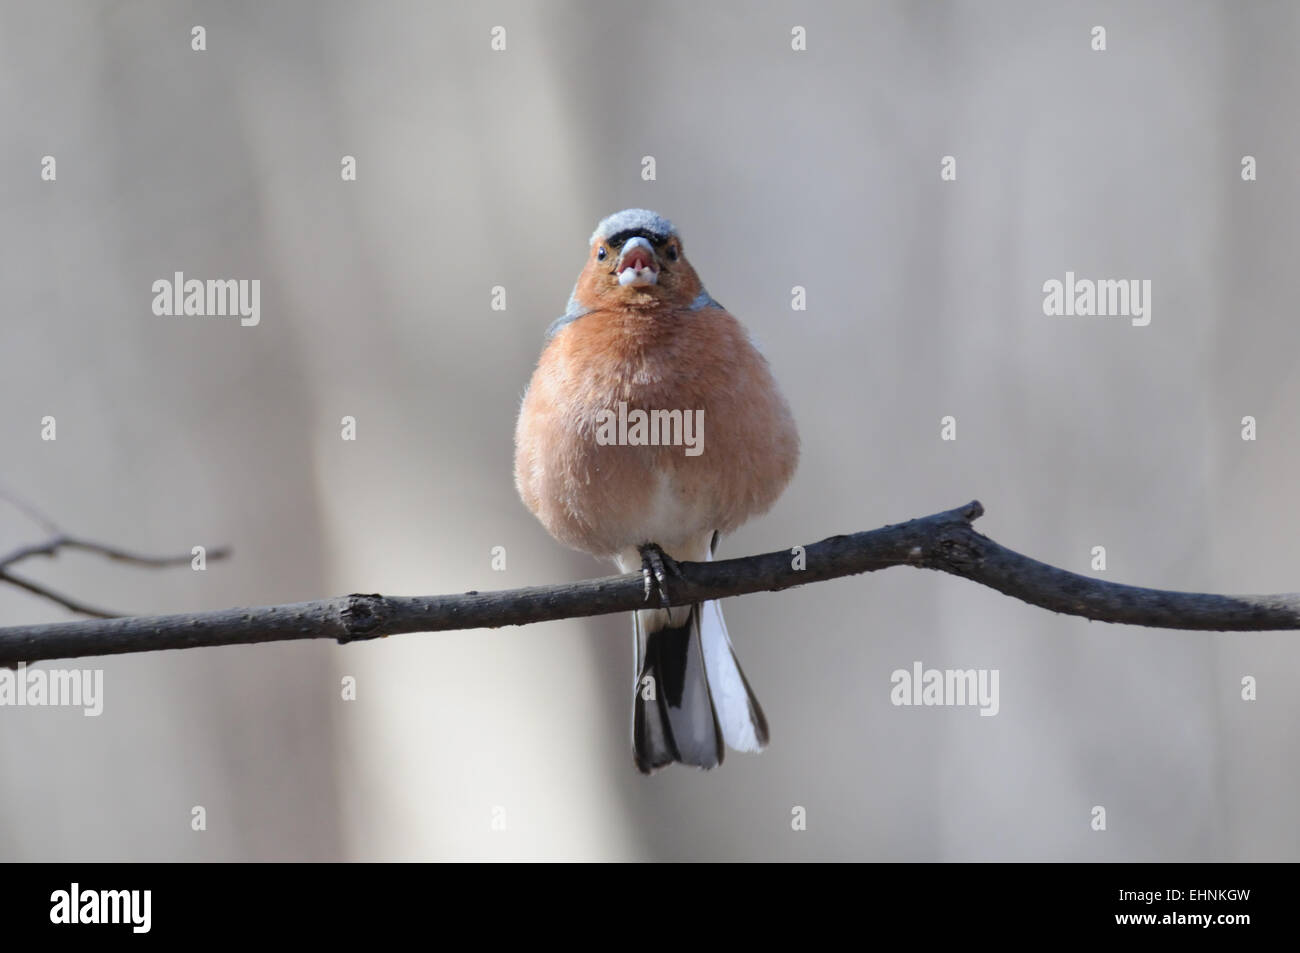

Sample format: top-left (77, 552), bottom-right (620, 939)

top-left (514, 208), bottom-right (799, 773)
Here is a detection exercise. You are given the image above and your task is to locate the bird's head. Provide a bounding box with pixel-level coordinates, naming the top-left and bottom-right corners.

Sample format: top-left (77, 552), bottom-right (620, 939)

top-left (571, 209), bottom-right (704, 312)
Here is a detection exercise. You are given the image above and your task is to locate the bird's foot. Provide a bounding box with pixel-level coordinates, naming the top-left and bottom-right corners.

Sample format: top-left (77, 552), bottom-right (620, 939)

top-left (638, 543), bottom-right (679, 608)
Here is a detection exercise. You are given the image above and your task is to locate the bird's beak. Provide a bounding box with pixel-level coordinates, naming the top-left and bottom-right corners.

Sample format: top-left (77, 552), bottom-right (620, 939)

top-left (616, 237), bottom-right (660, 287)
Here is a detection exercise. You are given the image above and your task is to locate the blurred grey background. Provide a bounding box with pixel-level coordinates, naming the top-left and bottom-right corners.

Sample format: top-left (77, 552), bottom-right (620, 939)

top-left (1, 0), bottom-right (1297, 861)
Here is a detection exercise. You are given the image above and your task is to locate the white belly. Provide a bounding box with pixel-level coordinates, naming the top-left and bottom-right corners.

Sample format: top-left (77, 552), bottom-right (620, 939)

top-left (612, 472), bottom-right (716, 573)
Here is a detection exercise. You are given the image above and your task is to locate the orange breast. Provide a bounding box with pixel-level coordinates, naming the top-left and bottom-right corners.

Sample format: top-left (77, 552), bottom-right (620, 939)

top-left (514, 304), bottom-right (798, 558)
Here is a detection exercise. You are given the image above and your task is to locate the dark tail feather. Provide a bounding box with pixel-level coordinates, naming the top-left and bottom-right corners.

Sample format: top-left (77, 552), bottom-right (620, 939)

top-left (632, 605), bottom-right (723, 774)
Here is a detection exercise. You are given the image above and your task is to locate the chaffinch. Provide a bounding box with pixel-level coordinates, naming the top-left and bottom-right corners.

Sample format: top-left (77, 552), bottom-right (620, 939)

top-left (514, 209), bottom-right (799, 773)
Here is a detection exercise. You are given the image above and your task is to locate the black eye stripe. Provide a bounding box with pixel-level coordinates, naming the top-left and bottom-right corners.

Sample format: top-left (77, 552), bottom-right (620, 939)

top-left (605, 228), bottom-right (671, 248)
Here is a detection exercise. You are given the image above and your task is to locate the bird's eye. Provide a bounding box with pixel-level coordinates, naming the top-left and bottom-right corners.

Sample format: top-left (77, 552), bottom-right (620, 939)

top-left (597, 246), bottom-right (607, 260)
top-left (667, 246), bottom-right (679, 261)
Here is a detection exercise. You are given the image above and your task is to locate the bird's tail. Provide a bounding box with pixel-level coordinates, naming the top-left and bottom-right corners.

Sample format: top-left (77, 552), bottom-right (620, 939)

top-left (632, 599), bottom-right (769, 774)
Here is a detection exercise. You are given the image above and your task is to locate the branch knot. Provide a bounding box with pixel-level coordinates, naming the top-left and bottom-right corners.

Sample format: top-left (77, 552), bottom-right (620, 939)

top-left (339, 593), bottom-right (387, 642)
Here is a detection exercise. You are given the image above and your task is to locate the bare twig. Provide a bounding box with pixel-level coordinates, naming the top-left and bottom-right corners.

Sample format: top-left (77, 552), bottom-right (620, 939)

top-left (0, 571), bottom-right (120, 619)
top-left (0, 522), bottom-right (231, 619)
top-left (0, 485), bottom-right (61, 536)
top-left (1, 500), bottom-right (1298, 666)
top-left (0, 535), bottom-right (230, 572)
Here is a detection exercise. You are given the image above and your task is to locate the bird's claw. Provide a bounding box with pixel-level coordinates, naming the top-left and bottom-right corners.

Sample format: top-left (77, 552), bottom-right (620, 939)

top-left (639, 544), bottom-right (677, 608)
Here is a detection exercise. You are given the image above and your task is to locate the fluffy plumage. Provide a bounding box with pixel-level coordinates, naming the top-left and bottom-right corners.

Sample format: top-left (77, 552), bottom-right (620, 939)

top-left (515, 209), bottom-right (799, 773)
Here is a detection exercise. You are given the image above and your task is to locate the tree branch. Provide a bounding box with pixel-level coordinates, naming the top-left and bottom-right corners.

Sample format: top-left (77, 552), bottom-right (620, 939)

top-left (0, 521), bottom-right (231, 620)
top-left (0, 570), bottom-right (122, 620)
top-left (0, 535), bottom-right (230, 573)
top-left (0, 484), bottom-right (61, 536)
top-left (1, 500), bottom-right (1298, 666)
